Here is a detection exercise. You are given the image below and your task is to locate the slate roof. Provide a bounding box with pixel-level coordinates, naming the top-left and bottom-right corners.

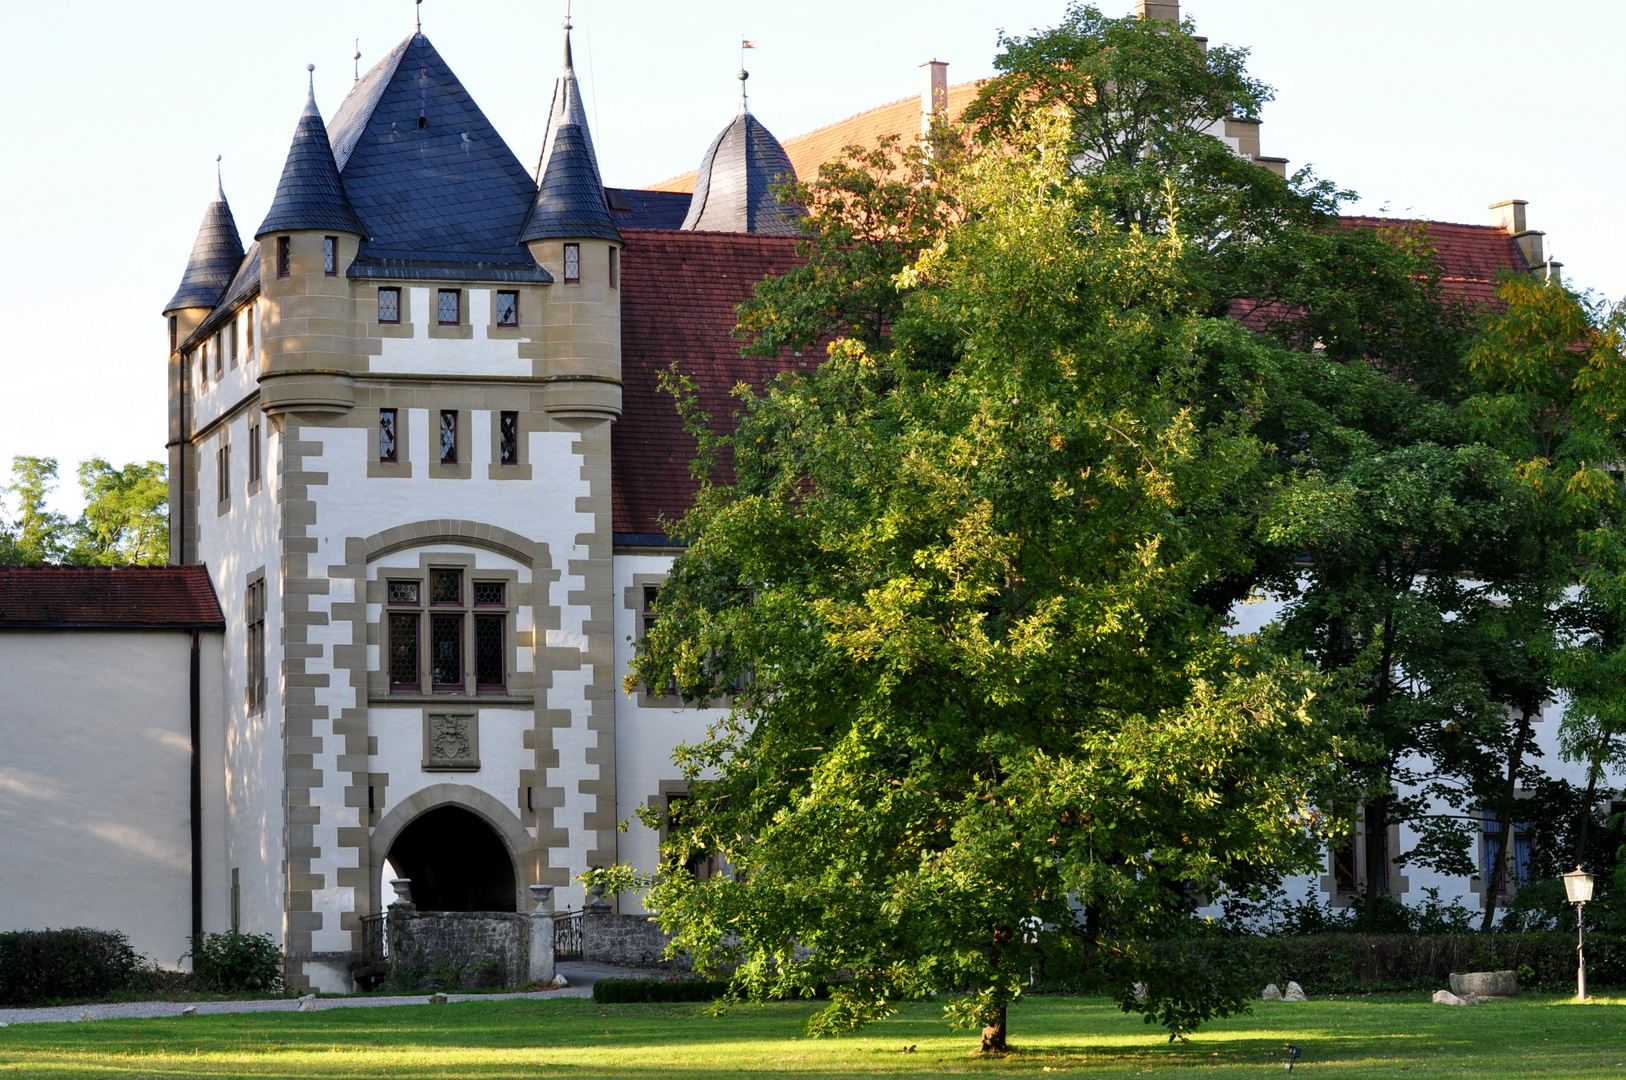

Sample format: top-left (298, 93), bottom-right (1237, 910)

top-left (164, 181), bottom-right (245, 315)
top-left (0, 566), bottom-right (224, 630)
top-left (681, 111), bottom-right (803, 235)
top-left (256, 78), bottom-right (365, 239)
top-left (179, 242), bottom-right (261, 354)
top-left (606, 188), bottom-right (692, 231)
top-left (521, 124), bottom-right (620, 242)
top-left (651, 80), bottom-right (984, 193)
top-left (326, 33), bottom-right (549, 276)
top-left (614, 228), bottom-right (804, 536)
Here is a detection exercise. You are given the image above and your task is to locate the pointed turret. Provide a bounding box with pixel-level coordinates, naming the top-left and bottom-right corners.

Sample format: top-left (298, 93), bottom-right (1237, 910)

top-left (520, 24), bottom-right (616, 243)
top-left (164, 166), bottom-right (245, 315)
top-left (681, 76), bottom-right (802, 235)
top-left (256, 68), bottom-right (365, 239)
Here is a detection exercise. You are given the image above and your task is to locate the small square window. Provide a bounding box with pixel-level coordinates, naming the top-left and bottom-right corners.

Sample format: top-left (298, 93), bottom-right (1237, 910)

top-left (388, 580), bottom-right (420, 606)
top-left (379, 408), bottom-right (398, 462)
top-left (608, 246), bottom-right (619, 289)
top-left (495, 291), bottom-right (518, 326)
top-left (473, 582), bottom-right (505, 606)
top-left (439, 409), bottom-right (457, 464)
top-left (563, 243), bottom-right (580, 284)
top-left (378, 287), bottom-right (401, 324)
top-left (277, 236), bottom-right (291, 277)
top-left (431, 568), bottom-right (462, 605)
top-left (437, 289), bottom-right (460, 325)
top-left (499, 411), bottom-right (518, 465)
top-left (323, 236), bottom-right (336, 275)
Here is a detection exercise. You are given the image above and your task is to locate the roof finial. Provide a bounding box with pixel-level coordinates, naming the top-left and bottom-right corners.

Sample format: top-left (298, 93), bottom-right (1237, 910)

top-left (562, 0), bottom-right (574, 67)
top-left (353, 40), bottom-right (361, 85)
top-left (415, 0), bottom-right (422, 34)
top-left (215, 155), bottom-right (224, 200)
top-left (306, 63), bottom-right (316, 104)
top-left (739, 38), bottom-right (755, 113)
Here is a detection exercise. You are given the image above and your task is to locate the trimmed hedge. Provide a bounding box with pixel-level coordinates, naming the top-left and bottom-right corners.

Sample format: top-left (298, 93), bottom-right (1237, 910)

top-left (1239, 933), bottom-right (1622, 994)
top-left (593, 977), bottom-right (730, 1003)
top-left (0, 928), bottom-right (146, 1006)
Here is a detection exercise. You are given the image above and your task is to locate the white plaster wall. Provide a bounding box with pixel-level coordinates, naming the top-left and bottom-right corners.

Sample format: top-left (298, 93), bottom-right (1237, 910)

top-left (373, 289), bottom-right (530, 376)
top-left (191, 306), bottom-right (260, 434)
top-left (0, 631), bottom-right (221, 967)
top-left (194, 408), bottom-right (284, 940)
top-left (611, 553), bottom-right (726, 915)
top-left (297, 417), bottom-right (598, 931)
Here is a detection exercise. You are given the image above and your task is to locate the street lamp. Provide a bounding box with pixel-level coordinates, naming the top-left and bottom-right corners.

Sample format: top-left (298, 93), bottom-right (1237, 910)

top-left (1562, 865), bottom-right (1594, 1002)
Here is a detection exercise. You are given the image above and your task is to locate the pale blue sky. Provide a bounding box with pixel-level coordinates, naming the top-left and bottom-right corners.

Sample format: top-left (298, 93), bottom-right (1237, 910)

top-left (1, 1), bottom-right (1618, 515)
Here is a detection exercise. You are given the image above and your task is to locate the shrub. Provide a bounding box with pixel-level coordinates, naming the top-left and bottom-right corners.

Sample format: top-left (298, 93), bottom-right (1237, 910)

top-left (187, 932), bottom-right (284, 994)
top-left (593, 977), bottom-right (731, 1004)
top-left (0, 928), bottom-right (146, 1006)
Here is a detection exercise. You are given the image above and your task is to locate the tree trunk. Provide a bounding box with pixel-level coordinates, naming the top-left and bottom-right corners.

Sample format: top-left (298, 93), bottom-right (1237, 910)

top-left (980, 1005), bottom-right (1008, 1054)
top-left (1480, 705), bottom-right (1534, 932)
top-left (1576, 735), bottom-right (1611, 865)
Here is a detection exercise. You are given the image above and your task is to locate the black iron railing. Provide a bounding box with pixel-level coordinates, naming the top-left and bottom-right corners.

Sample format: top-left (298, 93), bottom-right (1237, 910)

top-left (360, 913), bottom-right (387, 965)
top-left (554, 910), bottom-right (583, 962)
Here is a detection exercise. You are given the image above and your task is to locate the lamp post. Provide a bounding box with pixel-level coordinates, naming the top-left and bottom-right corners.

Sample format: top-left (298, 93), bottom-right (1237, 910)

top-left (1562, 865), bottom-right (1594, 1002)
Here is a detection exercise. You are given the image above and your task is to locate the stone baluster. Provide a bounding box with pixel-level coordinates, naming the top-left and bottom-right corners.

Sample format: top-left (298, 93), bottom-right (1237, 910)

top-left (528, 884), bottom-right (556, 985)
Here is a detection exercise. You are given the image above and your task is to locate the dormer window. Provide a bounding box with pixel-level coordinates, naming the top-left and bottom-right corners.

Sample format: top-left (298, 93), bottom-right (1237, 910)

top-left (495, 291), bottom-right (518, 326)
top-left (277, 236), bottom-right (291, 277)
top-left (437, 289), bottom-right (461, 325)
top-left (563, 243), bottom-right (580, 284)
top-left (323, 237), bottom-right (336, 275)
top-left (378, 287), bottom-right (401, 324)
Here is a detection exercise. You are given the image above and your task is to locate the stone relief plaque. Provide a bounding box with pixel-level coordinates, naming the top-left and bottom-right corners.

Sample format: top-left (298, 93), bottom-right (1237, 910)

top-left (424, 713), bottom-right (479, 771)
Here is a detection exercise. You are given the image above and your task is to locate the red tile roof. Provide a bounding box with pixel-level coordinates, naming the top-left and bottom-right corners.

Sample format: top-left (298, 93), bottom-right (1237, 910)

top-left (648, 81), bottom-right (985, 193)
top-left (1340, 216), bottom-right (1531, 306)
top-left (0, 565), bottom-right (224, 629)
top-left (614, 228), bottom-right (804, 537)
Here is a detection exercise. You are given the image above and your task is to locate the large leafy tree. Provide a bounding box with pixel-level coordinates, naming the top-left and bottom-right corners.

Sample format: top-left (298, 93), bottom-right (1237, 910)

top-left (0, 455), bottom-right (168, 566)
top-left (635, 107), bottom-right (1341, 1048)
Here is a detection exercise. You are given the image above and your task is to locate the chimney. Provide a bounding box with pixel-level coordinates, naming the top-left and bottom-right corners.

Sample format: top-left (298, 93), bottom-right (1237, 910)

top-left (1490, 199), bottom-right (1552, 275)
top-left (1136, 1), bottom-right (1180, 20)
top-left (921, 60), bottom-right (949, 137)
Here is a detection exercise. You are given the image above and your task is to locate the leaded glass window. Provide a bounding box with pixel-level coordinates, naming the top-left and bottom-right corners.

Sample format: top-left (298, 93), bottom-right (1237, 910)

top-left (496, 290), bottom-right (518, 326)
top-left (389, 613), bottom-right (420, 687)
top-left (437, 288), bottom-right (460, 325)
top-left (563, 243), bottom-right (580, 284)
top-left (431, 613), bottom-right (463, 688)
top-left (323, 236), bottom-right (336, 275)
top-left (389, 580), bottom-right (420, 605)
top-left (378, 288), bottom-right (400, 324)
top-left (440, 410), bottom-right (457, 464)
top-left (379, 408), bottom-right (398, 462)
top-left (246, 578), bottom-right (267, 712)
top-left (475, 615), bottom-right (504, 689)
top-left (473, 581), bottom-right (504, 606)
top-left (277, 236), bottom-right (291, 277)
top-left (499, 411), bottom-right (518, 465)
top-left (431, 568), bottom-right (462, 605)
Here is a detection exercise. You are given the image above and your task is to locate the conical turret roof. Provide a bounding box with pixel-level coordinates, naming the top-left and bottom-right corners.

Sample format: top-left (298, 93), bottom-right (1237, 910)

top-left (681, 108), bottom-right (803, 235)
top-left (256, 73), bottom-right (365, 239)
top-left (164, 173), bottom-right (245, 314)
top-left (518, 28), bottom-right (617, 243)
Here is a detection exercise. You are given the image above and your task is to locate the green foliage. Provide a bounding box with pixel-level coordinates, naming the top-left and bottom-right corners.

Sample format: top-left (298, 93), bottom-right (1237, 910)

top-left (592, 977), bottom-right (732, 1004)
top-left (0, 455), bottom-right (168, 566)
top-left (577, 864), bottom-right (656, 898)
top-left (0, 928), bottom-right (147, 1006)
top-left (185, 932), bottom-right (283, 994)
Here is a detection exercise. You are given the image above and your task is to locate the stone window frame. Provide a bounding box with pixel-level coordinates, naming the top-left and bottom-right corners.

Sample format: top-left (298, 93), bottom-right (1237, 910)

top-left (245, 568), bottom-right (267, 714)
top-left (624, 573), bottom-right (678, 708)
top-left (323, 236), bottom-right (337, 276)
top-left (645, 780), bottom-right (725, 880)
top-left (495, 289), bottom-right (519, 327)
top-left (486, 408), bottom-right (532, 482)
top-left (368, 551), bottom-right (528, 705)
top-left (215, 439), bottom-right (231, 516)
top-left (213, 332), bottom-right (225, 381)
top-left (563, 243), bottom-right (580, 285)
top-left (608, 246), bottom-right (619, 290)
top-left (429, 408), bottom-right (471, 480)
top-left (245, 302), bottom-right (256, 360)
top-left (377, 286), bottom-right (402, 325)
top-left (437, 288), bottom-right (461, 326)
top-left (368, 406), bottom-right (412, 479)
top-left (246, 420), bottom-right (262, 494)
top-left (276, 235), bottom-right (291, 278)
top-left (1471, 803), bottom-right (1534, 907)
top-left (1320, 799), bottom-right (1409, 907)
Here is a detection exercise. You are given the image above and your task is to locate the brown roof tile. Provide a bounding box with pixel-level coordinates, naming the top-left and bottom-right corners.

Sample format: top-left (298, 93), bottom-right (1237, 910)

top-left (0, 565), bottom-right (225, 629)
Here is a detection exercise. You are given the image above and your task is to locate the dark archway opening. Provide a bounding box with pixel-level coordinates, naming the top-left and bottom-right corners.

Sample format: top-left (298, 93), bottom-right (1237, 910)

top-left (387, 805), bottom-right (517, 912)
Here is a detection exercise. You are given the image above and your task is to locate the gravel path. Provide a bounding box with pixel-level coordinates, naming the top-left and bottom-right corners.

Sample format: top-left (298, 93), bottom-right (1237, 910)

top-left (0, 962), bottom-right (647, 1027)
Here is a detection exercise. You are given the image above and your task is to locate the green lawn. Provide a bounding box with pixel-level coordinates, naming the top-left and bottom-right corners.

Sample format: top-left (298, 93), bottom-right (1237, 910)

top-left (1, 993), bottom-right (1622, 1078)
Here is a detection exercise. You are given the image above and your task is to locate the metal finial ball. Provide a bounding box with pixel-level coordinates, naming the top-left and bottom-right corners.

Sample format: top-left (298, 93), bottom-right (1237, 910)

top-left (307, 63), bottom-right (315, 73)
top-left (216, 154), bottom-right (222, 163)
top-left (738, 69), bottom-right (749, 81)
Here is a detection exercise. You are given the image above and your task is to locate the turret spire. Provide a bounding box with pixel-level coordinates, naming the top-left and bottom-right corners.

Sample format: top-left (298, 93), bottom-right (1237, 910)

top-left (164, 164), bottom-right (246, 315)
top-left (256, 65), bottom-right (365, 239)
top-left (530, 13), bottom-right (603, 197)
